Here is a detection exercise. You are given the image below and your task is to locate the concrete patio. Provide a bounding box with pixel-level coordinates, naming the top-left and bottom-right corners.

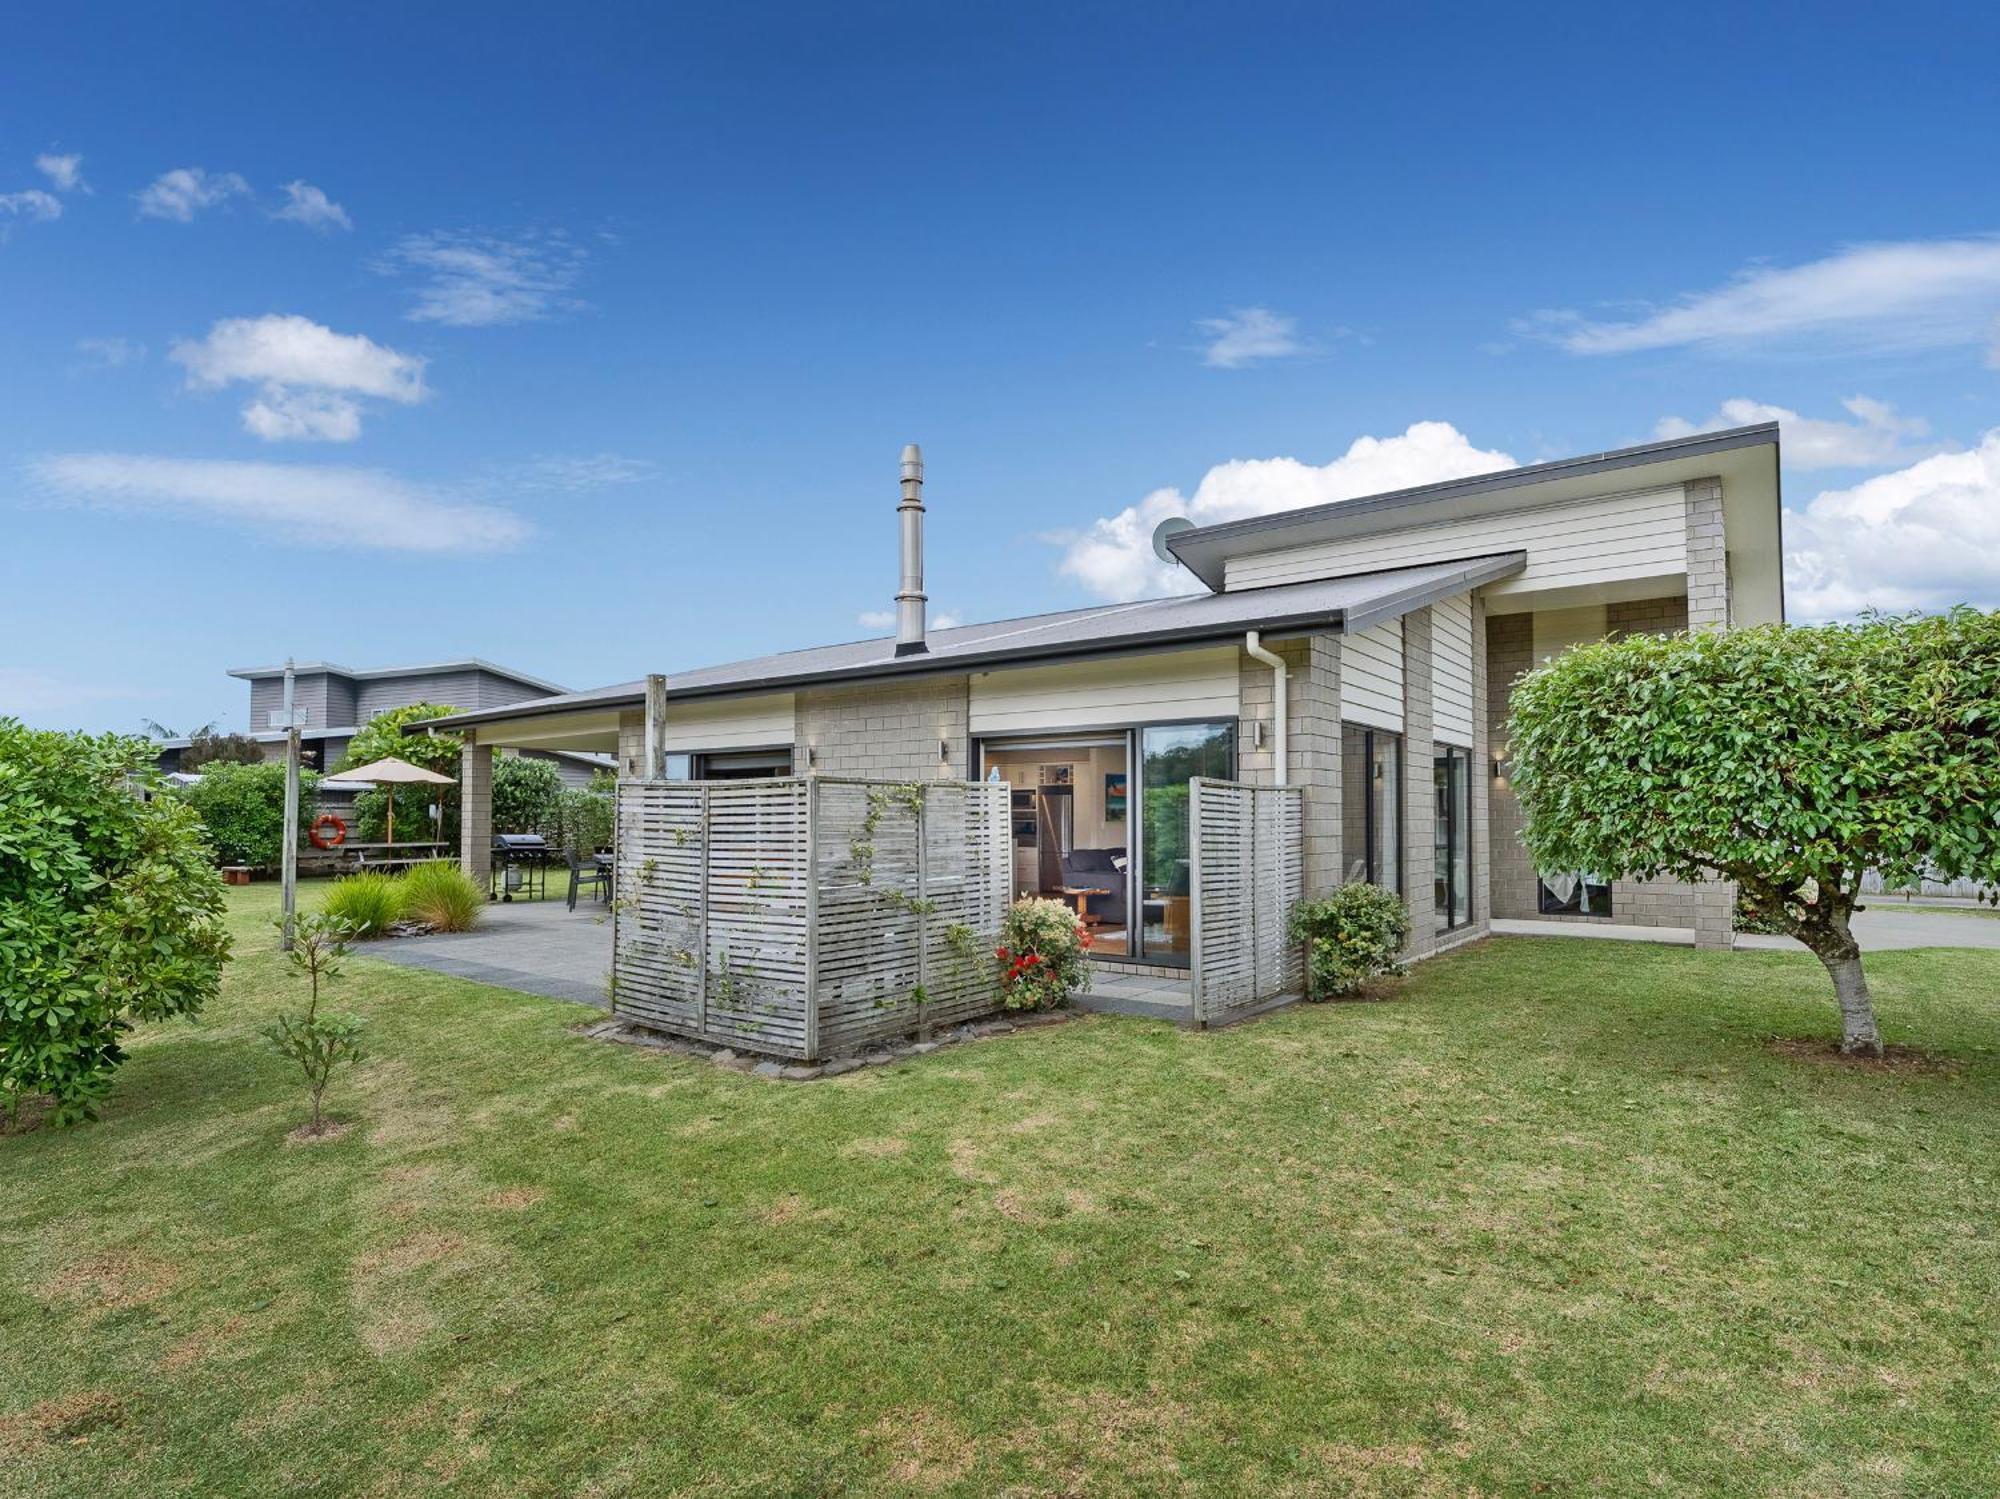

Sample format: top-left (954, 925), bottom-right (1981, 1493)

top-left (367, 895), bottom-right (614, 1008)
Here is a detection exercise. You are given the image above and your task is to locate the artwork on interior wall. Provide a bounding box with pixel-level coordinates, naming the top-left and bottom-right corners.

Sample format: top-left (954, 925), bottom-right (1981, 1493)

top-left (1104, 771), bottom-right (1127, 822)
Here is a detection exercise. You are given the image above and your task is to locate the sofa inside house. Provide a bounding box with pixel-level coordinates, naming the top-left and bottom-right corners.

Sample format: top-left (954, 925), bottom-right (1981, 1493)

top-left (1060, 845), bottom-right (1127, 914)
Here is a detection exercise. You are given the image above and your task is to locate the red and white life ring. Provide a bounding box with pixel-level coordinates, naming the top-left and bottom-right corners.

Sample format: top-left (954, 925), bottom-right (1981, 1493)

top-left (309, 813), bottom-right (348, 850)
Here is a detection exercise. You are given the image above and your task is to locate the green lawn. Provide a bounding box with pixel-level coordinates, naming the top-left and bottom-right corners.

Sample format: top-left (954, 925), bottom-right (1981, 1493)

top-left (5, 886), bottom-right (1998, 1496)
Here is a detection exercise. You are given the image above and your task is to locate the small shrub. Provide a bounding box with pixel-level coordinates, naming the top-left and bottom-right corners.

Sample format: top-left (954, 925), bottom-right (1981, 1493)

top-left (265, 911), bottom-right (366, 1136)
top-left (400, 860), bottom-right (483, 932)
top-left (1288, 883), bottom-right (1410, 1000)
top-left (173, 760), bottom-right (319, 867)
top-left (322, 872), bottom-right (405, 937)
top-left (997, 897), bottom-right (1092, 1011)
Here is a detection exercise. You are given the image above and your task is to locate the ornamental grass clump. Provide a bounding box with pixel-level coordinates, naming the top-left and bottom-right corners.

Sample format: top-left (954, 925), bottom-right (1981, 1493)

top-left (399, 860), bottom-right (483, 933)
top-left (321, 871), bottom-right (405, 937)
top-left (1288, 883), bottom-right (1410, 1000)
top-left (996, 897), bottom-right (1092, 1011)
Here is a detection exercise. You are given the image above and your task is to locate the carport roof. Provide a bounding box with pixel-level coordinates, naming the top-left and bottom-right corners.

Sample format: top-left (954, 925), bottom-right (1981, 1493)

top-left (411, 550), bottom-right (1525, 736)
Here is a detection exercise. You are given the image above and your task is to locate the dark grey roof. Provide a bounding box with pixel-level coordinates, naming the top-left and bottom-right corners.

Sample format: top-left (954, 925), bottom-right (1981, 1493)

top-left (1165, 422), bottom-right (1780, 589)
top-left (227, 657), bottom-right (570, 695)
top-left (411, 551), bottom-right (1527, 735)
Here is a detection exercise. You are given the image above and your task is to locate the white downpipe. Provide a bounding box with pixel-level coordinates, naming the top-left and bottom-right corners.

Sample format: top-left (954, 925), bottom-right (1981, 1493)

top-left (1244, 631), bottom-right (1287, 785)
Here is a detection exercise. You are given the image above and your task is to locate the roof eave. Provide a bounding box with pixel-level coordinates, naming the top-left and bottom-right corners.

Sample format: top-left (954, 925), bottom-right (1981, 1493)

top-left (1166, 421), bottom-right (1781, 590)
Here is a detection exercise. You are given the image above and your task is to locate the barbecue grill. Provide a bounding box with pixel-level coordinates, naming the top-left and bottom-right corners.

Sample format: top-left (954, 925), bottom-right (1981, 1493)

top-left (491, 833), bottom-right (554, 902)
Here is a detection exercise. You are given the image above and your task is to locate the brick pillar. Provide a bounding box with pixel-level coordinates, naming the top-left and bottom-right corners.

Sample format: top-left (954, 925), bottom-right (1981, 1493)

top-left (460, 738), bottom-right (493, 887)
top-left (1401, 608), bottom-right (1436, 960)
top-left (1293, 635), bottom-right (1342, 899)
top-left (1685, 477), bottom-right (1736, 949)
top-left (1469, 595), bottom-right (1492, 936)
top-left (616, 709), bottom-right (644, 780)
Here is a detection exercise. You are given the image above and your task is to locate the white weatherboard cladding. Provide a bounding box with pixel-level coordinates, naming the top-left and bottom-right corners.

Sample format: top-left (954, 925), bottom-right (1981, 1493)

top-left (1431, 592), bottom-right (1474, 747)
top-left (1340, 619), bottom-right (1403, 731)
top-left (968, 646), bottom-right (1239, 734)
top-left (1222, 485), bottom-right (1689, 597)
top-left (658, 692), bottom-right (796, 752)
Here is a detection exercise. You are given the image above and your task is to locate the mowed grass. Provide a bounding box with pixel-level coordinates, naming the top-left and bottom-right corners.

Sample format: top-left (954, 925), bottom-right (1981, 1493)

top-left (4, 885), bottom-right (1998, 1497)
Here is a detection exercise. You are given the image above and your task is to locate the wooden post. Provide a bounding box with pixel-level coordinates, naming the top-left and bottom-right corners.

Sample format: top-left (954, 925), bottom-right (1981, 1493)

top-left (644, 673), bottom-right (667, 781)
top-left (1188, 777), bottom-right (1206, 1027)
top-left (915, 785), bottom-right (930, 1040)
top-left (279, 658), bottom-right (301, 952)
top-left (694, 781), bottom-right (710, 1033)
top-left (802, 778), bottom-right (820, 1061)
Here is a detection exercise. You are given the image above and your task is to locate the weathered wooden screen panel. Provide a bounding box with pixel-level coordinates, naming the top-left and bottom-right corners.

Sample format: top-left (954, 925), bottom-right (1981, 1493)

top-left (1189, 778), bottom-right (1303, 1025)
top-left (615, 777), bottom-right (1009, 1059)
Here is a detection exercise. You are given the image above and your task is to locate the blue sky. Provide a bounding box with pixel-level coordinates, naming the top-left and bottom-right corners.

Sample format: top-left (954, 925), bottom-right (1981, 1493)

top-left (6, 2), bottom-right (2000, 732)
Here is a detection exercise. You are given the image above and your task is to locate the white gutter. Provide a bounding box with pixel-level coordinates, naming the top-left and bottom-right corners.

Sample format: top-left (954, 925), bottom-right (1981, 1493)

top-left (1243, 631), bottom-right (1287, 785)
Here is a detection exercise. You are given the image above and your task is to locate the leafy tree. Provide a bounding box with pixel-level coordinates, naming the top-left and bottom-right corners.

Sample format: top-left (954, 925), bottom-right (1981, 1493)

top-left (335, 704), bottom-right (460, 846)
top-left (180, 728), bottom-right (266, 770)
top-left (0, 721), bottom-right (231, 1124)
top-left (174, 760), bottom-right (320, 866)
top-left (1508, 610), bottom-right (2000, 1056)
top-left (493, 755), bottom-right (564, 834)
top-left (541, 786), bottom-right (614, 855)
top-left (264, 911), bottom-right (366, 1136)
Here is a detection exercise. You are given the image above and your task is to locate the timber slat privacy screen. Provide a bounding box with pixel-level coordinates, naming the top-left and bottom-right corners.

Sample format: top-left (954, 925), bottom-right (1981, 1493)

top-left (1189, 777), bottom-right (1304, 1025)
top-left (613, 777), bottom-right (1011, 1059)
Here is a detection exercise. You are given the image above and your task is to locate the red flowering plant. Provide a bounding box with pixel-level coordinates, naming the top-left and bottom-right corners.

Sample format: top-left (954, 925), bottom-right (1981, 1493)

top-left (995, 897), bottom-right (1092, 1011)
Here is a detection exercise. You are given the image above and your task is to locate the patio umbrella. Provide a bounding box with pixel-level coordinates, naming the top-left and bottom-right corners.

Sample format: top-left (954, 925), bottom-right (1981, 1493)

top-left (332, 756), bottom-right (455, 846)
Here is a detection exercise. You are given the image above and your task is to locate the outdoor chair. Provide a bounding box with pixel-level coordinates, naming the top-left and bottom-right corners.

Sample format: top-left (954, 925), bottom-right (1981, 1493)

top-left (566, 847), bottom-right (611, 911)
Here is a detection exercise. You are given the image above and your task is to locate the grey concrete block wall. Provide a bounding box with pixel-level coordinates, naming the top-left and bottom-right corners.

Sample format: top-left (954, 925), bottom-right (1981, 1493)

top-left (1487, 600), bottom-right (1703, 930)
top-left (1399, 606), bottom-right (1436, 960)
top-left (1464, 595), bottom-right (1492, 946)
top-left (460, 740), bottom-right (492, 886)
top-left (1239, 636), bottom-right (1343, 898)
top-left (1684, 476), bottom-right (1737, 948)
top-left (617, 709), bottom-right (644, 779)
top-left (796, 675), bottom-right (971, 780)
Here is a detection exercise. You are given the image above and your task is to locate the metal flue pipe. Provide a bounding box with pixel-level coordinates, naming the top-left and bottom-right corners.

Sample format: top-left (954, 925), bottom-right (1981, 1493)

top-left (895, 443), bottom-right (927, 656)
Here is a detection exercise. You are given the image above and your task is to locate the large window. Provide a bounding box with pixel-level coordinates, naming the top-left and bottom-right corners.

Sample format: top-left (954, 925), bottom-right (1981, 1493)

top-left (1538, 873), bottom-right (1613, 917)
top-left (1137, 721), bottom-right (1235, 965)
top-left (1342, 724), bottom-right (1401, 894)
top-left (1434, 745), bottom-right (1471, 932)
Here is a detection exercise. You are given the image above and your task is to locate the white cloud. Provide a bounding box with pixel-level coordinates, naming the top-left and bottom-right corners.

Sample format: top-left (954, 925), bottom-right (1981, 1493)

top-left (1655, 396), bottom-right (1942, 471)
top-left (27, 453), bottom-right (532, 554)
top-left (273, 180), bottom-right (351, 232)
top-left (75, 336), bottom-right (146, 369)
top-left (377, 230), bottom-right (587, 326)
top-left (36, 152), bottom-right (86, 192)
top-left (1057, 421), bottom-right (1518, 600)
top-left (1784, 431), bottom-right (2000, 619)
top-left (1521, 238), bottom-right (2000, 363)
top-left (242, 390), bottom-right (363, 442)
top-left (0, 188), bottom-right (62, 223)
top-left (169, 314), bottom-right (427, 442)
top-left (514, 453), bottom-right (655, 491)
top-left (1197, 306), bottom-right (1307, 368)
top-left (136, 167), bottom-right (251, 221)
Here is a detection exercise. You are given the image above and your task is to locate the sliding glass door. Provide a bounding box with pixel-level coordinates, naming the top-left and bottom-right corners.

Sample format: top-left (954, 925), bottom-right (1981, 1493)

top-left (1137, 722), bottom-right (1234, 964)
top-left (1433, 745), bottom-right (1470, 932)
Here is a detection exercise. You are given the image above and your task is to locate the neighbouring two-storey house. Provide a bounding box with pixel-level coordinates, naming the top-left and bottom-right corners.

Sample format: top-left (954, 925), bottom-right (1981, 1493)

top-left (157, 659), bottom-right (613, 820)
top-left (419, 423), bottom-right (1781, 976)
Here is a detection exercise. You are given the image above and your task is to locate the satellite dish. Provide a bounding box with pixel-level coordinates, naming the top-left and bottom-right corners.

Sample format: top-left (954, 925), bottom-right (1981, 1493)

top-left (1151, 515), bottom-right (1196, 565)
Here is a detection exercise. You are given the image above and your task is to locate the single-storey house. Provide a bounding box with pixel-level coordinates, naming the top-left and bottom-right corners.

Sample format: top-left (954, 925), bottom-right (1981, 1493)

top-left (418, 423), bottom-right (1781, 971)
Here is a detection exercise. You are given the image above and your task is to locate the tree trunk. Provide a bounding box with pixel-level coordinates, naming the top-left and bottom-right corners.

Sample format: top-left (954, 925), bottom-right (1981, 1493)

top-left (1798, 915), bottom-right (1882, 1057)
